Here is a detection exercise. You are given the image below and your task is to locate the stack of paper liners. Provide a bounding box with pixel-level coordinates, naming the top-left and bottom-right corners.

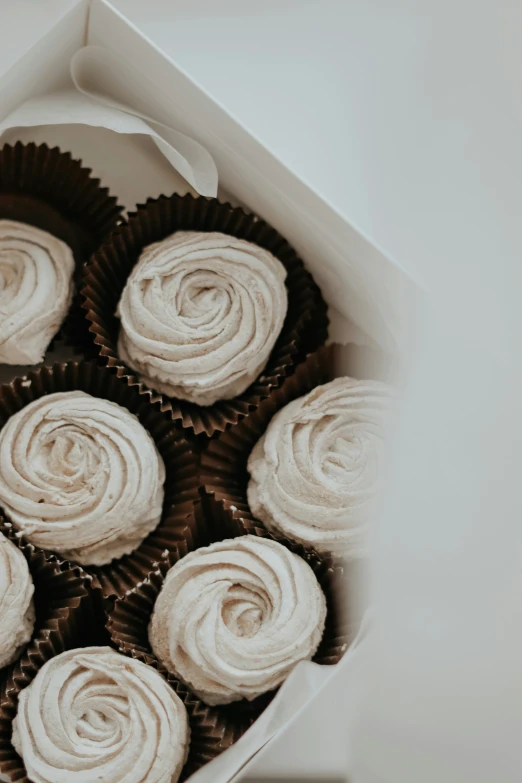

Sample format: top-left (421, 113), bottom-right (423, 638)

top-left (0, 360), bottom-right (203, 600)
top-left (81, 193), bottom-right (329, 439)
top-left (0, 521), bottom-right (97, 783)
top-left (0, 142), bottom-right (124, 354)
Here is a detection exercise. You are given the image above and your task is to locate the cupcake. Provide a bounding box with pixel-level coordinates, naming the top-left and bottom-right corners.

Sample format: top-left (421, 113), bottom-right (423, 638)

top-left (149, 535), bottom-right (327, 705)
top-left (0, 142), bottom-right (122, 360)
top-left (0, 531), bottom-right (34, 669)
top-left (0, 362), bottom-right (200, 598)
top-left (247, 377), bottom-right (394, 556)
top-left (12, 647), bottom-right (190, 783)
top-left (82, 194), bottom-right (328, 437)
top-left (0, 391), bottom-right (165, 566)
top-left (0, 221), bottom-right (75, 364)
top-left (117, 231), bottom-right (288, 406)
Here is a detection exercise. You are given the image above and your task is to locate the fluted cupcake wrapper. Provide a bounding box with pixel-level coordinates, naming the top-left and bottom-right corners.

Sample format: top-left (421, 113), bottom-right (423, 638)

top-left (0, 522), bottom-right (97, 783)
top-left (81, 193), bottom-right (329, 439)
top-left (0, 361), bottom-right (204, 600)
top-left (0, 142), bottom-right (124, 356)
top-left (0, 337), bottom-right (85, 388)
top-left (107, 495), bottom-right (350, 774)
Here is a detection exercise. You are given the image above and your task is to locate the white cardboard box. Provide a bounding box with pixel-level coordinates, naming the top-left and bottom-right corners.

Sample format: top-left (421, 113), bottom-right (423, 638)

top-left (8, 3), bottom-right (522, 783)
top-left (1, 4), bottom-right (407, 780)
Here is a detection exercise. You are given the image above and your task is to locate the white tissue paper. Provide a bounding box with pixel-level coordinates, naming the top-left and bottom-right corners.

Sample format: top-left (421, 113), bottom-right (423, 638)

top-left (0, 45), bottom-right (218, 200)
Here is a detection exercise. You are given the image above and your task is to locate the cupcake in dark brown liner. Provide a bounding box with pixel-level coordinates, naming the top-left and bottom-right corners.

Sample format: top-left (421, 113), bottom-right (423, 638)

top-left (81, 193), bottom-right (328, 439)
top-left (246, 375), bottom-right (395, 558)
top-left (0, 142), bottom-right (123, 362)
top-left (8, 647), bottom-right (190, 783)
top-left (107, 494), bottom-right (350, 768)
top-left (201, 342), bottom-right (394, 561)
top-left (0, 361), bottom-right (202, 600)
top-left (0, 523), bottom-right (97, 783)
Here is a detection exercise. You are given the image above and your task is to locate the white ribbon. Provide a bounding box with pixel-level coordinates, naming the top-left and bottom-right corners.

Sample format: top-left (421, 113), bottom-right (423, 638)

top-left (0, 45), bottom-right (218, 198)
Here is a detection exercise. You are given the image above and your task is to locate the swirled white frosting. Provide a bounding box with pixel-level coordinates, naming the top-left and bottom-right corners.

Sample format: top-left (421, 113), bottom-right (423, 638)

top-left (12, 646), bottom-right (190, 783)
top-left (0, 533), bottom-right (35, 669)
top-left (149, 535), bottom-right (326, 705)
top-left (247, 377), bottom-right (394, 556)
top-left (117, 231), bottom-right (288, 405)
top-left (0, 391), bottom-right (165, 566)
top-left (0, 220), bottom-right (75, 365)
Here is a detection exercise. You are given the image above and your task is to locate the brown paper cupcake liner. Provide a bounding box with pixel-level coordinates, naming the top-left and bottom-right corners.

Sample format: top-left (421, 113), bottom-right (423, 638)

top-left (0, 337), bottom-right (85, 388)
top-left (0, 361), bottom-right (204, 600)
top-left (0, 521), bottom-right (98, 783)
top-left (107, 496), bottom-right (350, 773)
top-left (0, 141), bottom-right (123, 356)
top-left (81, 193), bottom-right (329, 439)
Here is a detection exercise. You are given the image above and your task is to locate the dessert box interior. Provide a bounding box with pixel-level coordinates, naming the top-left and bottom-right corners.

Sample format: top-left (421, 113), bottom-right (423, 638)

top-left (0, 2), bottom-right (418, 781)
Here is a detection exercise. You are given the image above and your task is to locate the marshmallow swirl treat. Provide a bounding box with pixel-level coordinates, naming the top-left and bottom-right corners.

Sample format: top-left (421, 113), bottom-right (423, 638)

top-left (0, 533), bottom-right (35, 669)
top-left (0, 391), bottom-right (165, 566)
top-left (0, 220), bottom-right (75, 364)
top-left (117, 231), bottom-right (288, 405)
top-left (247, 377), bottom-right (394, 557)
top-left (149, 535), bottom-right (326, 706)
top-left (12, 647), bottom-right (190, 783)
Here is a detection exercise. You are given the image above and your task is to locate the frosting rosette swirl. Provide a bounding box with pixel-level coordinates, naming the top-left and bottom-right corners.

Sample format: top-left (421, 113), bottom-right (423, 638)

top-left (0, 532), bottom-right (35, 669)
top-left (12, 646), bottom-right (190, 783)
top-left (149, 535), bottom-right (326, 705)
top-left (247, 377), bottom-right (394, 556)
top-left (0, 391), bottom-right (165, 566)
top-left (0, 220), bottom-right (74, 364)
top-left (117, 230), bottom-right (288, 405)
